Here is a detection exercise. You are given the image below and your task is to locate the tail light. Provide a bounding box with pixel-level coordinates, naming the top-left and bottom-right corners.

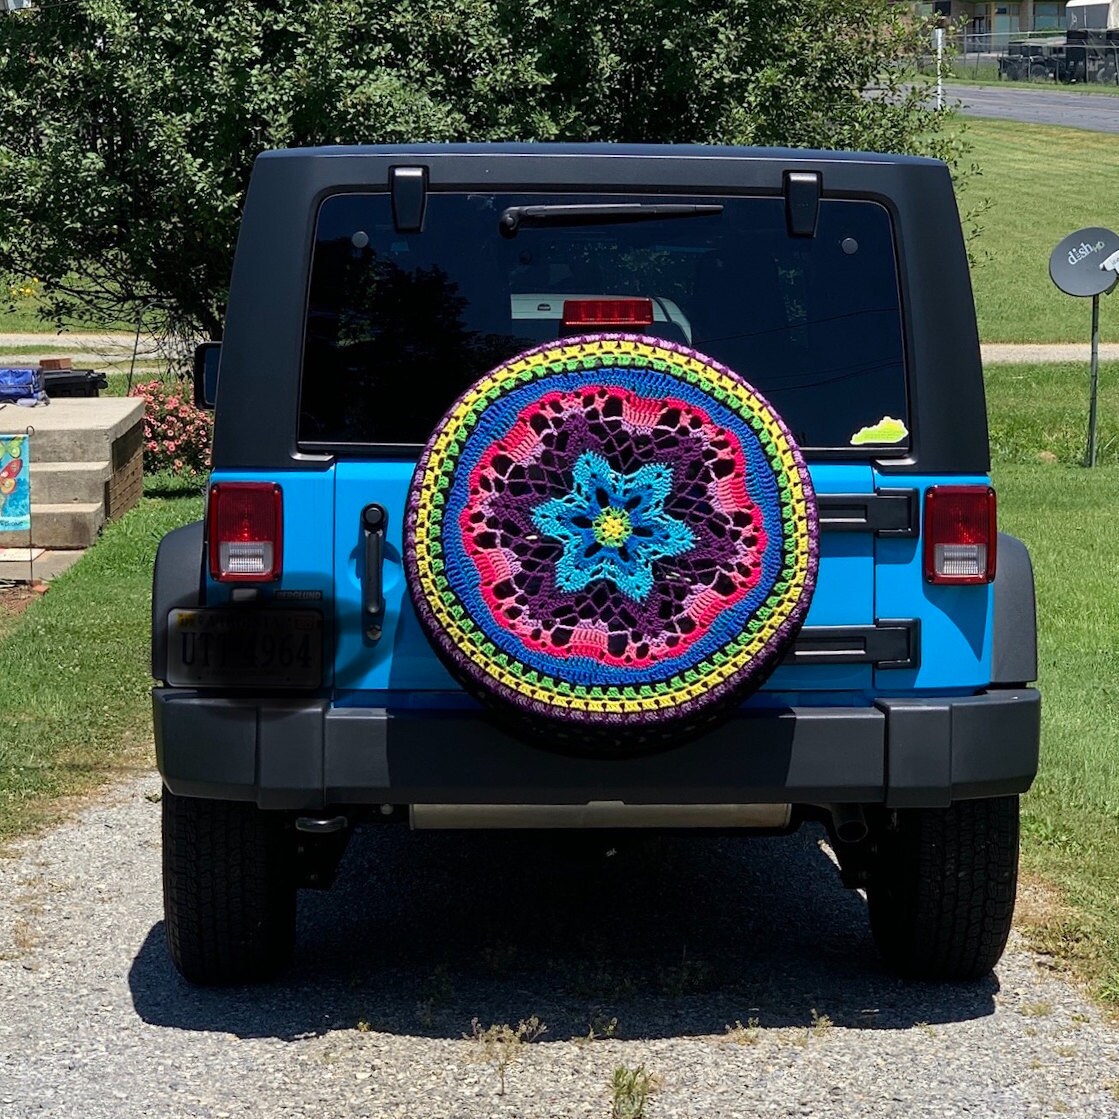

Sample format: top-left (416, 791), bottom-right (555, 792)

top-left (562, 298), bottom-right (654, 328)
top-left (208, 482), bottom-right (283, 582)
top-left (923, 485), bottom-right (996, 585)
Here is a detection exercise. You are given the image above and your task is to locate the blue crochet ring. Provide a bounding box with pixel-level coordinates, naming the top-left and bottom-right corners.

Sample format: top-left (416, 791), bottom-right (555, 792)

top-left (531, 451), bottom-right (695, 602)
top-left (404, 334), bottom-right (819, 746)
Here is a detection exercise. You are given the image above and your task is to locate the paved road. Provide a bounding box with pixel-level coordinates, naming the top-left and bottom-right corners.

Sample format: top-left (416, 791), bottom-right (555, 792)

top-left (1, 775), bottom-right (1117, 1118)
top-left (1, 333), bottom-right (1112, 369)
top-left (950, 82), bottom-right (1119, 132)
top-left (0, 333), bottom-right (140, 349)
top-left (0, 332), bottom-right (163, 367)
top-left (983, 342), bottom-right (1119, 362)
top-left (0, 332), bottom-right (169, 371)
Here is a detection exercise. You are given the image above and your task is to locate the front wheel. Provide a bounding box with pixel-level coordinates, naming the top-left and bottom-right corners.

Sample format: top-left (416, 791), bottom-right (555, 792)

top-left (162, 790), bottom-right (297, 985)
top-left (866, 796), bottom-right (1019, 980)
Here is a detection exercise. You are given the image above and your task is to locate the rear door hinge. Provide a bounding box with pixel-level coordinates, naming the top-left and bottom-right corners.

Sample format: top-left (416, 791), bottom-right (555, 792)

top-left (391, 166), bottom-right (428, 233)
top-left (817, 490), bottom-right (918, 536)
top-left (784, 170), bottom-right (821, 238)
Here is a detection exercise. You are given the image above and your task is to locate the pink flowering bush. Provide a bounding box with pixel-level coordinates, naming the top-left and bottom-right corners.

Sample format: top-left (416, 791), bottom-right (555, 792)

top-left (129, 379), bottom-right (213, 478)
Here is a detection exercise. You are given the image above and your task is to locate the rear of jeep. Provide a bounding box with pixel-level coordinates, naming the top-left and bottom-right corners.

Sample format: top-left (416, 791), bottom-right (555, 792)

top-left (152, 144), bottom-right (1040, 986)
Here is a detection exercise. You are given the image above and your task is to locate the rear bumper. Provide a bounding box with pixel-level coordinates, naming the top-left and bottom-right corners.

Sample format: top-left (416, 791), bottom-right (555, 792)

top-left (153, 687), bottom-right (1040, 811)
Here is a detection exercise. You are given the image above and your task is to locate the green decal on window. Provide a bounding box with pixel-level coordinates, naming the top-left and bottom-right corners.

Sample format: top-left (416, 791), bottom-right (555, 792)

top-left (850, 416), bottom-right (908, 446)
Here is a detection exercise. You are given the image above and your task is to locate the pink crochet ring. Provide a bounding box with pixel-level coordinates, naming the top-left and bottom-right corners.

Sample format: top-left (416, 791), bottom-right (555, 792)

top-left (405, 335), bottom-right (818, 752)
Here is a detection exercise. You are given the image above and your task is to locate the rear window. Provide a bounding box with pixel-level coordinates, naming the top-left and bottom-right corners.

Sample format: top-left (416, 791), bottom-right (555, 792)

top-left (300, 192), bottom-right (907, 451)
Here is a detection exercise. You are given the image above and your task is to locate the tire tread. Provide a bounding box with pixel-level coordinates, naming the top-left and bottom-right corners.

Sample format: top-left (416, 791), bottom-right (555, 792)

top-left (162, 791), bottom-right (296, 985)
top-left (868, 796), bottom-right (1019, 980)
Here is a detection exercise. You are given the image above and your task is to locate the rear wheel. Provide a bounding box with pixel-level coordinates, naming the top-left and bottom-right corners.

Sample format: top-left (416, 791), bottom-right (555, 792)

top-left (162, 790), bottom-right (297, 985)
top-left (866, 796), bottom-right (1019, 980)
top-left (404, 335), bottom-right (818, 755)
top-left (1029, 63), bottom-right (1050, 82)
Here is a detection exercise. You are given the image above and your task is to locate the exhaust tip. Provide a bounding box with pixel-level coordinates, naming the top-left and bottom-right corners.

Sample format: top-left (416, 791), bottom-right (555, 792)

top-left (830, 804), bottom-right (869, 844)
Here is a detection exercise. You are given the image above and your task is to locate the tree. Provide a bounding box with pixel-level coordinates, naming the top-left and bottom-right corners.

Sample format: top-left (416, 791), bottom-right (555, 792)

top-left (0, 0), bottom-right (958, 342)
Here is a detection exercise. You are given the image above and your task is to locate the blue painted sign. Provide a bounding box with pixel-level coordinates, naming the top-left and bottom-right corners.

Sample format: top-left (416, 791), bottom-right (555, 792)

top-left (0, 433), bottom-right (30, 532)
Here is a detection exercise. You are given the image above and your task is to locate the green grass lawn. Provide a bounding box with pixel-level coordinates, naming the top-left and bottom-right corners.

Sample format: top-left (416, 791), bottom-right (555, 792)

top-left (1002, 465), bottom-right (1119, 828)
top-left (960, 119), bottom-right (1119, 344)
top-left (970, 360), bottom-right (1119, 998)
top-left (0, 494), bottom-right (201, 839)
top-left (0, 345), bottom-right (75, 356)
top-left (0, 300), bottom-right (53, 334)
top-left (997, 464), bottom-right (1119, 1000)
top-left (0, 280), bottom-right (133, 335)
top-left (986, 360), bottom-right (1119, 465)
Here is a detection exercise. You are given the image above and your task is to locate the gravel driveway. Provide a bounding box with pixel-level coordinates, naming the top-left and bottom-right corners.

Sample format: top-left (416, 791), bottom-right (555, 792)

top-left (1, 775), bottom-right (1117, 1119)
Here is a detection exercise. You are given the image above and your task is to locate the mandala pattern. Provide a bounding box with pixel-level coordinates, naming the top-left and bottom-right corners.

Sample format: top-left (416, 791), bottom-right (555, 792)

top-left (531, 451), bottom-right (695, 602)
top-left (404, 335), bottom-right (818, 736)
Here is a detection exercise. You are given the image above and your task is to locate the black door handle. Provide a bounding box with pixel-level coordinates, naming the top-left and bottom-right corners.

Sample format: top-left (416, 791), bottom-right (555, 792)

top-left (361, 503), bottom-right (387, 642)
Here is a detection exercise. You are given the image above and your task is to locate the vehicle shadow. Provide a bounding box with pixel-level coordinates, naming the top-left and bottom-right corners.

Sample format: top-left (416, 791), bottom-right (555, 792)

top-left (128, 823), bottom-right (998, 1042)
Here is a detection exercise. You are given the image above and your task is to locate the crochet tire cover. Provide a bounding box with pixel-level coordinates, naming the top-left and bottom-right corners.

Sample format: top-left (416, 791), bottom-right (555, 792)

top-left (404, 335), bottom-right (818, 751)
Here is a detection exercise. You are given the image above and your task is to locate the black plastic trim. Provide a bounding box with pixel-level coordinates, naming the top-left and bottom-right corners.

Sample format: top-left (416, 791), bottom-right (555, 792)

top-left (784, 170), bottom-right (821, 237)
top-left (192, 342), bottom-right (220, 410)
top-left (155, 695), bottom-right (885, 808)
top-left (876, 689), bottom-right (1040, 806)
top-left (361, 503), bottom-right (388, 642)
top-left (817, 490), bottom-right (918, 536)
top-left (151, 521), bottom-right (205, 681)
top-left (214, 145), bottom-right (988, 475)
top-left (390, 166), bottom-right (427, 232)
top-left (991, 532), bottom-right (1038, 685)
top-left (785, 620), bottom-right (919, 668)
top-left (498, 202), bottom-right (723, 237)
top-left (153, 687), bottom-right (1039, 810)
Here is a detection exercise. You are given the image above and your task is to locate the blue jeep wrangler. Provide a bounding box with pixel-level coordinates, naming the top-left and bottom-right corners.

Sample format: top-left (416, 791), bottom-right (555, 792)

top-left (152, 144), bottom-right (1040, 986)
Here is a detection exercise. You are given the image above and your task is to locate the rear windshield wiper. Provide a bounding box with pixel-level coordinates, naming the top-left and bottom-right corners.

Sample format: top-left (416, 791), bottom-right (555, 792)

top-left (498, 203), bottom-right (723, 238)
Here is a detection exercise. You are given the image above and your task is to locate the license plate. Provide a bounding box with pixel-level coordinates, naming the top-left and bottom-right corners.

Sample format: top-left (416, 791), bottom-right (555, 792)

top-left (166, 609), bottom-right (323, 688)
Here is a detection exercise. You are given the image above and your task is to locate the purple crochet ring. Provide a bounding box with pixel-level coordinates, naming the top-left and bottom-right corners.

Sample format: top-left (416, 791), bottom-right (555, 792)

top-left (404, 335), bottom-right (818, 749)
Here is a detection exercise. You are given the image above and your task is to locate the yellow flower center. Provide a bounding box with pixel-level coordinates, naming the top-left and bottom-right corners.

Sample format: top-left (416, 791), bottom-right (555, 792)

top-left (593, 507), bottom-right (633, 548)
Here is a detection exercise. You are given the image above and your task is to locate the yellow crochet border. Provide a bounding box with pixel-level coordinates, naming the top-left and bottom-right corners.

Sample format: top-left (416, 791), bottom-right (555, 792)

top-left (412, 338), bottom-right (813, 714)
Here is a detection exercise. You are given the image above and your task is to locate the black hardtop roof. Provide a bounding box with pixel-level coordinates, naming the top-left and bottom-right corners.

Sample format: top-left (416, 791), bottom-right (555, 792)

top-left (213, 140), bottom-right (987, 474)
top-left (256, 141), bottom-right (944, 170)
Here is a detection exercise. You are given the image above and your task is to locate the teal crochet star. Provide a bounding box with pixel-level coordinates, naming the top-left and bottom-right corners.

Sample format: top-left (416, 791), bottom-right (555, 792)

top-left (532, 451), bottom-right (695, 601)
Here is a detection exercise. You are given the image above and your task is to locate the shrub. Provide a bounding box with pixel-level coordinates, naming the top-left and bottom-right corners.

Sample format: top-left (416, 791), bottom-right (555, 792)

top-left (129, 379), bottom-right (212, 478)
top-left (7, 277), bottom-right (39, 301)
top-left (0, 0), bottom-right (963, 340)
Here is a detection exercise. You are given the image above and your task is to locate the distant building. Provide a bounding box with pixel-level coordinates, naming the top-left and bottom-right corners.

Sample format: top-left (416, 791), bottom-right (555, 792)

top-left (916, 0), bottom-right (1068, 47)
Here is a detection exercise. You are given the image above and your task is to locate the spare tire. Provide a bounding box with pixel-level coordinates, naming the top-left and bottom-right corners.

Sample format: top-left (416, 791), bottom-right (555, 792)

top-left (404, 334), bottom-right (818, 752)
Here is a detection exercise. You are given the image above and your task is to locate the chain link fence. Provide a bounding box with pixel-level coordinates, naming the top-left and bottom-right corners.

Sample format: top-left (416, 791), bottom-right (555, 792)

top-left (925, 28), bottom-right (1119, 83)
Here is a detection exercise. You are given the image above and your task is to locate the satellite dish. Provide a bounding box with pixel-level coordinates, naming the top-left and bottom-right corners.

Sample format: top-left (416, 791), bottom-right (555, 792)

top-left (1049, 226), bottom-right (1119, 298)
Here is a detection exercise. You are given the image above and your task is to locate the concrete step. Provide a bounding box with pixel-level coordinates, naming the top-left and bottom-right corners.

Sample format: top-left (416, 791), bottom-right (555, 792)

top-left (27, 460), bottom-right (111, 506)
top-left (0, 548), bottom-right (85, 583)
top-left (0, 398), bottom-right (144, 547)
top-left (0, 502), bottom-right (105, 549)
top-left (0, 398), bottom-right (144, 464)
